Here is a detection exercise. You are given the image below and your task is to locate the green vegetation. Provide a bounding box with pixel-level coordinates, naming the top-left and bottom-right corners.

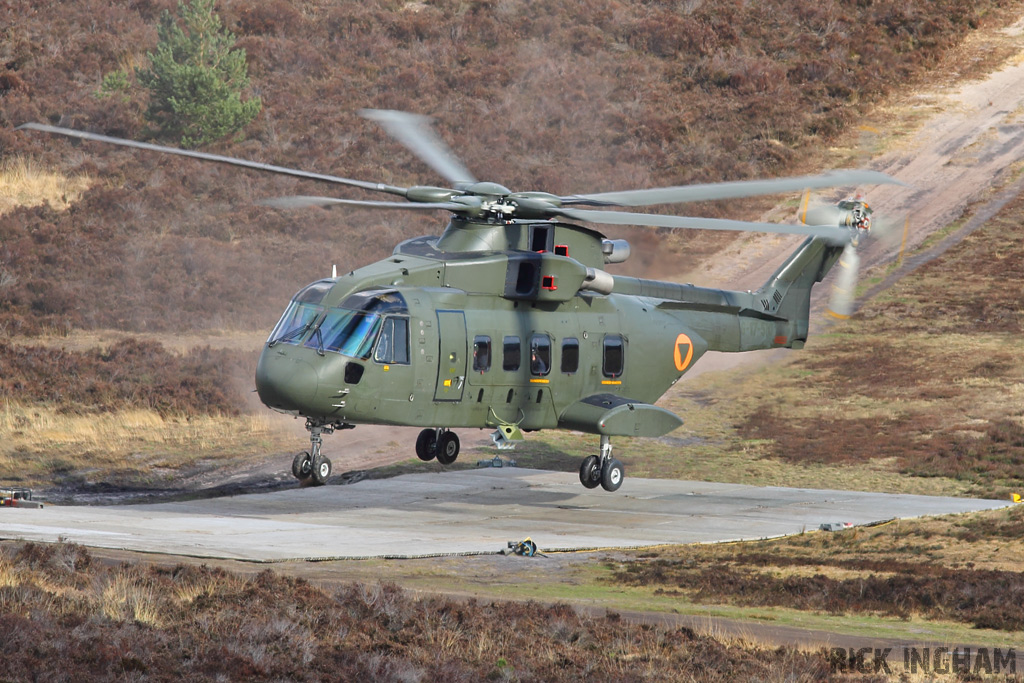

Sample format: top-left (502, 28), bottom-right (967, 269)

top-left (137, 0), bottom-right (261, 147)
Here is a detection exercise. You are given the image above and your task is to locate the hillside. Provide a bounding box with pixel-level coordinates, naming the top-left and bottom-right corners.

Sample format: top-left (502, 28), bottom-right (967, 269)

top-left (4, 4), bottom-right (1024, 676)
top-left (2, 0), bottom-right (1022, 338)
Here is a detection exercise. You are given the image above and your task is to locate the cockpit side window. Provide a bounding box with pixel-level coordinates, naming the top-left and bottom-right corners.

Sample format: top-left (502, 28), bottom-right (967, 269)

top-left (373, 317), bottom-right (410, 364)
top-left (306, 288), bottom-right (409, 360)
top-left (313, 310), bottom-right (382, 359)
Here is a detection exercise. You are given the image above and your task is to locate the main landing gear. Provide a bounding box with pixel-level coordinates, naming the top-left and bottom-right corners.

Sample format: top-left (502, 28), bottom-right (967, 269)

top-left (292, 419), bottom-right (353, 485)
top-left (579, 435), bottom-right (625, 492)
top-left (415, 428), bottom-right (460, 465)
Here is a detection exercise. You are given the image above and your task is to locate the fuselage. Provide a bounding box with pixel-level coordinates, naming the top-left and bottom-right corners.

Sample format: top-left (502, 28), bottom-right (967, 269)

top-left (256, 280), bottom-right (702, 432)
top-left (255, 219), bottom-right (840, 436)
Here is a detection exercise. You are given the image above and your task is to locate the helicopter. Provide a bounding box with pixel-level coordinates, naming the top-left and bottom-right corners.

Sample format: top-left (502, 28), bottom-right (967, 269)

top-left (20, 111), bottom-right (900, 492)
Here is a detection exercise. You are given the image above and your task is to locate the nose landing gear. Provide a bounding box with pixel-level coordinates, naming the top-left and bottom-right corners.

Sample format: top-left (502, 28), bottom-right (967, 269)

top-left (292, 419), bottom-right (354, 485)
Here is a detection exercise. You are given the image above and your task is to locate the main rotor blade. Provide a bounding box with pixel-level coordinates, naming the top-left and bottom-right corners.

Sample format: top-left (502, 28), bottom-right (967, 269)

top-left (259, 195), bottom-right (467, 211)
top-left (17, 122), bottom-right (407, 196)
top-left (554, 207), bottom-right (852, 243)
top-left (360, 109), bottom-right (476, 186)
top-left (562, 170), bottom-right (903, 208)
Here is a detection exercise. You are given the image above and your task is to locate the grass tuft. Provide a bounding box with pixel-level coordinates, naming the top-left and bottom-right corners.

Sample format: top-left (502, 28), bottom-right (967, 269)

top-left (0, 156), bottom-right (93, 215)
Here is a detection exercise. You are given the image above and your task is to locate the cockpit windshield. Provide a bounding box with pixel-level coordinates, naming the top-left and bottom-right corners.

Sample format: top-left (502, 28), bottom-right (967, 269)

top-left (267, 280), bottom-right (333, 346)
top-left (305, 288), bottom-right (408, 359)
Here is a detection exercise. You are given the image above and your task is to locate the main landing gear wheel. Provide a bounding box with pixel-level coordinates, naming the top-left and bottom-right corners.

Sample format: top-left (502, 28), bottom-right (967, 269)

top-left (415, 429), bottom-right (438, 461)
top-left (311, 454), bottom-right (332, 485)
top-left (579, 435), bottom-right (625, 492)
top-left (292, 451), bottom-right (312, 480)
top-left (436, 431), bottom-right (460, 465)
top-left (600, 458), bottom-right (624, 492)
top-left (579, 455), bottom-right (601, 489)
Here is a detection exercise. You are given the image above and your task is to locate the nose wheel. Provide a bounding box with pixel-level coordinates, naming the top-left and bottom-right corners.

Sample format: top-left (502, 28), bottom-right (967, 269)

top-left (578, 435), bottom-right (624, 492)
top-left (292, 419), bottom-right (349, 485)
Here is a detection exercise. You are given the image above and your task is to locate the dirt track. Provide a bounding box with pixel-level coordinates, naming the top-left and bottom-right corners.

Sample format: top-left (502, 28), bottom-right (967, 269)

top-left (763, 20), bottom-right (1022, 287)
top-left (686, 17), bottom-right (1024, 380)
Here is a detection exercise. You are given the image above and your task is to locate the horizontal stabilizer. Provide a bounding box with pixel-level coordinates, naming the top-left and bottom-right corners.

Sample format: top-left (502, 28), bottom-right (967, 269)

top-left (558, 394), bottom-right (683, 437)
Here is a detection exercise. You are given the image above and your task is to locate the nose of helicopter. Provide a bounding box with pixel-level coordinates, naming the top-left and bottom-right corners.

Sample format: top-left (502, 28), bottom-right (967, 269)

top-left (255, 348), bottom-right (320, 413)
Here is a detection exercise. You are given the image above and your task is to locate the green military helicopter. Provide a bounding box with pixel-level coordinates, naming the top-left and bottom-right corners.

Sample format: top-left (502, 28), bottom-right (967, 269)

top-left (20, 112), bottom-right (899, 492)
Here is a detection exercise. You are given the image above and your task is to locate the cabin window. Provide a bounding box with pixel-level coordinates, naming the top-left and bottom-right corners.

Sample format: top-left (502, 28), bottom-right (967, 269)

top-left (561, 338), bottom-right (579, 374)
top-left (603, 335), bottom-right (624, 378)
top-left (503, 336), bottom-right (521, 371)
top-left (373, 317), bottom-right (410, 364)
top-left (472, 335), bottom-right (491, 372)
top-left (530, 334), bottom-right (551, 376)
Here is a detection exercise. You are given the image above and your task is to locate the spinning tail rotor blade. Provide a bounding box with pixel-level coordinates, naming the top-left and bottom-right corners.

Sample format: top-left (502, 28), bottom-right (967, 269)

top-left (826, 243), bottom-right (860, 320)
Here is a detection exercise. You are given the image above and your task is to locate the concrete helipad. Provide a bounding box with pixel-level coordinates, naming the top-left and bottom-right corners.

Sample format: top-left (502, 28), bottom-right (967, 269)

top-left (0, 469), bottom-right (1011, 562)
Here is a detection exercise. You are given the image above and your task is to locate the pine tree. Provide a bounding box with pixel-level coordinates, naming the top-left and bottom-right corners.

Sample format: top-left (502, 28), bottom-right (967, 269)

top-left (137, 0), bottom-right (261, 148)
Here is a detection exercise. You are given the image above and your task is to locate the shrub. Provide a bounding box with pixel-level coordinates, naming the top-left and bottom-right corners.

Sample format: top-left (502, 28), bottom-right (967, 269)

top-left (136, 0), bottom-right (261, 147)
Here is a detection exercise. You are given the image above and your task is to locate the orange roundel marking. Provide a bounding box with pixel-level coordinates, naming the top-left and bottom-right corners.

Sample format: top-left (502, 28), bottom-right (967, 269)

top-left (673, 333), bottom-right (694, 372)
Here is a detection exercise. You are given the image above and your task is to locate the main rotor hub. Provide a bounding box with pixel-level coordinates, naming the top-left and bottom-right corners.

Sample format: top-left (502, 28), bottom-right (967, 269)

top-left (462, 181), bottom-right (512, 198)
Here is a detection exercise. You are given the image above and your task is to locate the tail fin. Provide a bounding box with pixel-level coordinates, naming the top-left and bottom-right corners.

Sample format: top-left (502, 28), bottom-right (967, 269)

top-left (754, 237), bottom-right (844, 347)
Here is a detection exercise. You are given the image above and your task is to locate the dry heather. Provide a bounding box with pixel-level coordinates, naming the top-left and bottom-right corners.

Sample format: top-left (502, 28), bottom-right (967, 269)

top-left (0, 337), bottom-right (281, 490)
top-left (0, 337), bottom-right (253, 416)
top-left (612, 507), bottom-right (1024, 632)
top-left (0, 542), bottom-right (840, 682)
top-left (0, 401), bottom-right (287, 491)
